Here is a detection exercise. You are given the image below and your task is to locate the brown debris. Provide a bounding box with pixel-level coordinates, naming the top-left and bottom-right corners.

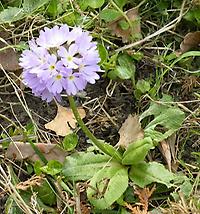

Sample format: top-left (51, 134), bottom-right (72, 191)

top-left (0, 30), bottom-right (20, 71)
top-left (108, 8), bottom-right (141, 43)
top-left (117, 114), bottom-right (144, 149)
top-left (6, 142), bottom-right (68, 163)
top-left (179, 31), bottom-right (200, 54)
top-left (45, 103), bottom-right (86, 136)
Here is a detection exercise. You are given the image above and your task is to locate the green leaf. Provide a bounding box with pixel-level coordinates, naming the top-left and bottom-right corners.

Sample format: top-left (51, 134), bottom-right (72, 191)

top-left (115, 54), bottom-right (135, 80)
top-left (47, 0), bottom-right (58, 18)
top-left (5, 197), bottom-right (23, 214)
top-left (171, 51), bottom-right (200, 74)
top-left (98, 43), bottom-right (108, 64)
top-left (172, 175), bottom-right (193, 200)
top-left (88, 139), bottom-right (123, 162)
top-left (62, 152), bottom-right (111, 181)
top-left (140, 95), bottom-right (185, 142)
top-left (6, 0), bottom-right (23, 8)
top-left (34, 160), bottom-right (42, 175)
top-left (34, 179), bottom-right (56, 206)
top-left (136, 80), bottom-right (151, 93)
top-left (144, 108), bottom-right (185, 142)
top-left (0, 7), bottom-right (25, 24)
top-left (41, 160), bottom-right (62, 176)
top-left (62, 133), bottom-right (78, 151)
top-left (140, 94), bottom-right (173, 120)
top-left (122, 138), bottom-right (154, 165)
top-left (23, 0), bottom-right (49, 13)
top-left (100, 9), bottom-right (121, 22)
top-left (98, 141), bottom-right (123, 162)
top-left (87, 0), bottom-right (104, 8)
top-left (119, 19), bottom-right (129, 30)
top-left (129, 161), bottom-right (174, 188)
top-left (87, 163), bottom-right (128, 209)
top-left (113, 0), bottom-right (128, 8)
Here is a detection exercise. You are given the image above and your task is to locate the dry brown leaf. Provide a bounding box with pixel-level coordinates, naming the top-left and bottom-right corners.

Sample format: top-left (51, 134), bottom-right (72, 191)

top-left (179, 31), bottom-right (200, 54)
top-left (16, 175), bottom-right (44, 191)
top-left (159, 140), bottom-right (172, 171)
top-left (135, 186), bottom-right (156, 213)
top-left (117, 114), bottom-right (144, 149)
top-left (45, 103), bottom-right (86, 136)
top-left (5, 142), bottom-right (68, 163)
top-left (108, 8), bottom-right (141, 43)
top-left (0, 30), bottom-right (20, 71)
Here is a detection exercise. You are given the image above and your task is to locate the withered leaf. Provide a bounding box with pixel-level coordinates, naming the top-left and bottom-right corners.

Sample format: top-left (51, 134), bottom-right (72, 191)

top-left (180, 31), bottom-right (200, 54)
top-left (117, 114), bottom-right (144, 149)
top-left (6, 142), bottom-right (68, 163)
top-left (108, 8), bottom-right (141, 43)
top-left (0, 30), bottom-right (20, 71)
top-left (159, 140), bottom-right (172, 171)
top-left (134, 185), bottom-right (156, 213)
top-left (45, 103), bottom-right (86, 136)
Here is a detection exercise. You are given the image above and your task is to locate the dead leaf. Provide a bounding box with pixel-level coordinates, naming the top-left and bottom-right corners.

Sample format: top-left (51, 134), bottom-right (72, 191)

top-left (125, 185), bottom-right (156, 214)
top-left (159, 140), bottom-right (172, 171)
top-left (108, 8), bottom-right (141, 43)
top-left (45, 103), bottom-right (86, 136)
top-left (5, 142), bottom-right (68, 163)
top-left (179, 31), bottom-right (200, 54)
top-left (135, 185), bottom-right (156, 213)
top-left (16, 175), bottom-right (44, 191)
top-left (0, 30), bottom-right (20, 71)
top-left (117, 114), bottom-right (144, 149)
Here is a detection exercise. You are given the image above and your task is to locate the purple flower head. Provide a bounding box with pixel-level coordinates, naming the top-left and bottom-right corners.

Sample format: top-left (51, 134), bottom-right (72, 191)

top-left (19, 24), bottom-right (103, 102)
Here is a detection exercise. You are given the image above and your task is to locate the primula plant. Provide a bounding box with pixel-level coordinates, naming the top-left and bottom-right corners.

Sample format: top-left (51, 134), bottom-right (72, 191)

top-left (18, 24), bottom-right (189, 212)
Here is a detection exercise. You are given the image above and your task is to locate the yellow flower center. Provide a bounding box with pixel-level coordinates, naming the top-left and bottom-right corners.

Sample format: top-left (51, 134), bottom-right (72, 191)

top-left (67, 56), bottom-right (73, 62)
top-left (49, 65), bottom-right (55, 70)
top-left (69, 75), bottom-right (74, 80)
top-left (56, 74), bottom-right (62, 80)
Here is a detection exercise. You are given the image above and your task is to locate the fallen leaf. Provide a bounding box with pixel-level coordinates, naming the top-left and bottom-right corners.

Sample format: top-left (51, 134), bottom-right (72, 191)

top-left (108, 7), bottom-right (141, 43)
top-left (117, 114), bottom-right (144, 149)
top-left (45, 103), bottom-right (86, 136)
top-left (179, 31), bottom-right (200, 54)
top-left (0, 30), bottom-right (20, 71)
top-left (159, 140), bottom-right (172, 171)
top-left (5, 142), bottom-right (68, 163)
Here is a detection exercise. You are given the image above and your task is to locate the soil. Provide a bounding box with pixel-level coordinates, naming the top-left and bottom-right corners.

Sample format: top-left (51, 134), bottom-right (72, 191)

top-left (0, 61), bottom-right (199, 155)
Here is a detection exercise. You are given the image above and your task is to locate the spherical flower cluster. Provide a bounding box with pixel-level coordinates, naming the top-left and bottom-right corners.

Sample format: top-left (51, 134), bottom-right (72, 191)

top-left (19, 25), bottom-right (102, 102)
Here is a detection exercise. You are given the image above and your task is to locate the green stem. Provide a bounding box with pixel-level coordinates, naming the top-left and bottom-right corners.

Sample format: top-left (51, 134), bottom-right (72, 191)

top-left (29, 140), bottom-right (48, 165)
top-left (68, 96), bottom-right (122, 162)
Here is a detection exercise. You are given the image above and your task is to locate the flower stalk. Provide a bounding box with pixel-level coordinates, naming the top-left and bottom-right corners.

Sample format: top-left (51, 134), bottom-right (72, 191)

top-left (68, 96), bottom-right (122, 162)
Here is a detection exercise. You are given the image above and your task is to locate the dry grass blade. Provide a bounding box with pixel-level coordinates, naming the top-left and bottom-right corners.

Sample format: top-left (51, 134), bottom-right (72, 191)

top-left (16, 175), bottom-right (44, 191)
top-left (0, 165), bottom-right (33, 214)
